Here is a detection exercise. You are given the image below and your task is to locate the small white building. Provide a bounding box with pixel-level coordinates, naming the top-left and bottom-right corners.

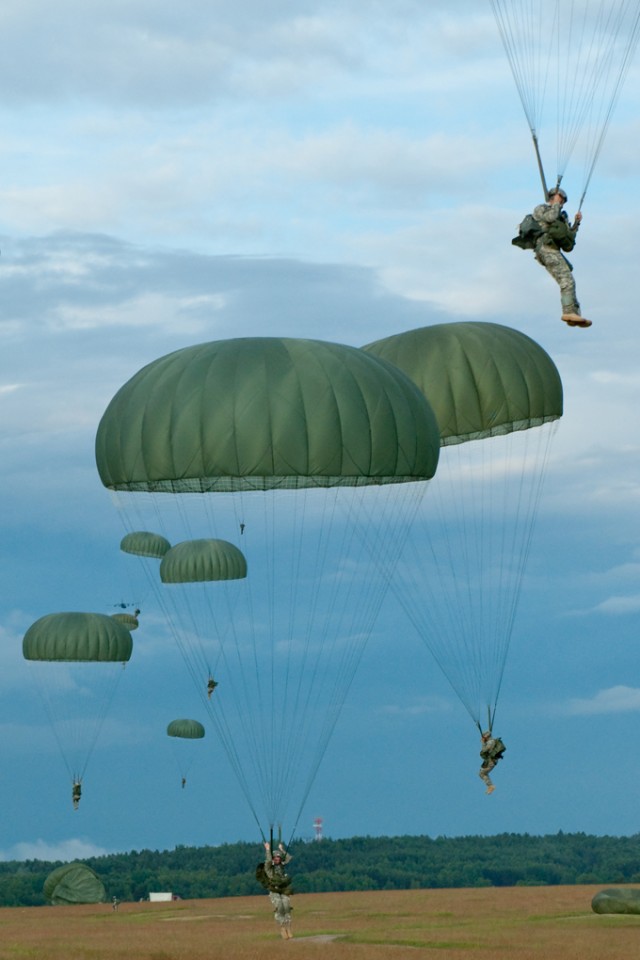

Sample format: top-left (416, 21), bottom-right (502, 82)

top-left (149, 892), bottom-right (173, 902)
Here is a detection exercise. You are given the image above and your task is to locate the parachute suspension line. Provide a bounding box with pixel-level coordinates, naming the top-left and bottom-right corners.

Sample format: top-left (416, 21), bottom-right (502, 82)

top-left (26, 667), bottom-right (76, 783)
top-left (26, 660), bottom-right (127, 786)
top-left (110, 489), bottom-right (268, 833)
top-left (391, 459), bottom-right (484, 727)
top-left (391, 423), bottom-right (557, 730)
top-left (110, 476), bottom-right (431, 834)
top-left (76, 662), bottom-right (128, 783)
top-left (283, 479), bottom-right (429, 843)
top-left (188, 483), bottom-right (379, 830)
top-left (490, 421), bottom-right (559, 720)
top-left (284, 490), bottom-right (372, 840)
top-left (576, 2), bottom-right (640, 209)
top-left (490, 0), bottom-right (548, 138)
top-left (532, 132), bottom-right (550, 199)
top-left (491, 0), bottom-right (640, 207)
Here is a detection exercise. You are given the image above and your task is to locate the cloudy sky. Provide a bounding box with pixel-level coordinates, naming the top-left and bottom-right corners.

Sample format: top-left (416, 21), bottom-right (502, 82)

top-left (1, 0), bottom-right (640, 865)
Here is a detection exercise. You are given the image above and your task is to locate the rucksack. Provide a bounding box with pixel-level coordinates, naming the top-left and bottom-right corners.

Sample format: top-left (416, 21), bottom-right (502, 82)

top-left (256, 862), bottom-right (293, 895)
top-left (491, 737), bottom-right (506, 760)
top-left (511, 213), bottom-right (544, 250)
top-left (545, 217), bottom-right (576, 252)
top-left (255, 862), bottom-right (271, 890)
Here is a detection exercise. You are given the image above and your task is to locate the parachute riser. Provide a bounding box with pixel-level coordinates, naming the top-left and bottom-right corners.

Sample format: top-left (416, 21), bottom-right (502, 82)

top-left (476, 706), bottom-right (495, 737)
top-left (531, 132), bottom-right (548, 202)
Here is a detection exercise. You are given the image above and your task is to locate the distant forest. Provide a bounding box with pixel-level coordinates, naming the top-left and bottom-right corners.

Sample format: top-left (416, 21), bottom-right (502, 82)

top-left (2, 833), bottom-right (640, 907)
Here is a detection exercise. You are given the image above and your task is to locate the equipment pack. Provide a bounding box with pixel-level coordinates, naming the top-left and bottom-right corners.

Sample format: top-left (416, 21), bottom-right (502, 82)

top-left (491, 737), bottom-right (507, 760)
top-left (511, 213), bottom-right (544, 250)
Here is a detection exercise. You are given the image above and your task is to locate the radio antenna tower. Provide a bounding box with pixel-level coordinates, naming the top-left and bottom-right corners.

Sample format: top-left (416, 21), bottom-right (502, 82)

top-left (313, 817), bottom-right (323, 841)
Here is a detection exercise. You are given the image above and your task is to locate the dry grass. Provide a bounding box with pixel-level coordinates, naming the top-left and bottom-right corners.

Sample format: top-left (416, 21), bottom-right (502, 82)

top-left (0, 885), bottom-right (637, 960)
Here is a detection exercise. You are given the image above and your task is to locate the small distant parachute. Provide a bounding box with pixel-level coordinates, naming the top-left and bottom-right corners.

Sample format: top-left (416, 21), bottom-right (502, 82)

top-left (159, 539), bottom-right (247, 693)
top-left (118, 532), bottom-right (171, 622)
top-left (96, 336), bottom-right (440, 838)
top-left (167, 718), bottom-right (206, 786)
top-left (167, 718), bottom-right (205, 739)
top-left (160, 539), bottom-right (247, 584)
top-left (120, 531), bottom-right (171, 559)
top-left (364, 321), bottom-right (562, 731)
top-left (44, 863), bottom-right (106, 905)
top-left (23, 612), bottom-right (133, 791)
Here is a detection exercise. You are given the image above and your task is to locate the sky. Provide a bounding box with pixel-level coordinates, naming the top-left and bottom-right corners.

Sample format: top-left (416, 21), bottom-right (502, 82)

top-left (1, 0), bottom-right (640, 865)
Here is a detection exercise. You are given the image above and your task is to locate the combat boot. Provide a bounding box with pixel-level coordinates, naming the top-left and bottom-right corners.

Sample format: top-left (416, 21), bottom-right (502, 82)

top-left (562, 314), bottom-right (592, 328)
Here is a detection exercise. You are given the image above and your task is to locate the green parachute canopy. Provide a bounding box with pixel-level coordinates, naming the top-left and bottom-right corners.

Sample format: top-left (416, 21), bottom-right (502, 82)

top-left (95, 336), bottom-right (440, 836)
top-left (363, 321), bottom-right (562, 730)
top-left (23, 612), bottom-right (133, 662)
top-left (44, 863), bottom-right (106, 905)
top-left (364, 321), bottom-right (562, 444)
top-left (592, 888), bottom-right (640, 915)
top-left (110, 612), bottom-right (139, 631)
top-left (167, 718), bottom-right (205, 739)
top-left (160, 539), bottom-right (247, 584)
top-left (95, 336), bottom-right (440, 491)
top-left (120, 530), bottom-right (171, 558)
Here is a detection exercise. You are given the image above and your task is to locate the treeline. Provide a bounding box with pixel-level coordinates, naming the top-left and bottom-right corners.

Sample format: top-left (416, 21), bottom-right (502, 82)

top-left (1, 832), bottom-right (640, 907)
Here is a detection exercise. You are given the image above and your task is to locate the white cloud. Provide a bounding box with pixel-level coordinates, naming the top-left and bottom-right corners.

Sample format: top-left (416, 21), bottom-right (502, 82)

top-left (380, 696), bottom-right (451, 718)
top-left (566, 686), bottom-right (640, 716)
top-left (0, 837), bottom-right (110, 863)
top-left (0, 3), bottom-right (491, 108)
top-left (591, 595), bottom-right (640, 615)
top-left (591, 369), bottom-right (640, 388)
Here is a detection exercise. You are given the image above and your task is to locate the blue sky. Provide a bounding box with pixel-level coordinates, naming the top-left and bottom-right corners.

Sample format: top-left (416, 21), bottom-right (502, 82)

top-left (1, 1), bottom-right (639, 863)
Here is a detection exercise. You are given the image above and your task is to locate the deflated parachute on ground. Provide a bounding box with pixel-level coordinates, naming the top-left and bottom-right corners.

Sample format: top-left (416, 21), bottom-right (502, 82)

top-left (364, 321), bottom-right (562, 730)
top-left (96, 336), bottom-right (440, 836)
top-left (592, 888), bottom-right (640, 915)
top-left (44, 863), bottom-right (106, 905)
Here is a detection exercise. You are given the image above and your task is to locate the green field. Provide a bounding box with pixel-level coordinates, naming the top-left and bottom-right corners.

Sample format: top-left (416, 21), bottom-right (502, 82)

top-left (0, 884), bottom-right (637, 960)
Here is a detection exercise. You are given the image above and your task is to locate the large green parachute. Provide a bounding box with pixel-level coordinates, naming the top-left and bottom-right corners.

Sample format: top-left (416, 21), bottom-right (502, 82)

top-left (96, 336), bottom-right (440, 836)
top-left (365, 321), bottom-right (562, 444)
top-left (364, 321), bottom-right (562, 729)
top-left (96, 337), bottom-right (438, 491)
top-left (43, 863), bottom-right (106, 905)
top-left (23, 613), bottom-right (133, 789)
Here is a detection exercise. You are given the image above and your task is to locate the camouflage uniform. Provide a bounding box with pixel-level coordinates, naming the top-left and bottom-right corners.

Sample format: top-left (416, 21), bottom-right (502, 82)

top-left (478, 734), bottom-right (502, 790)
top-left (264, 849), bottom-right (293, 937)
top-left (532, 202), bottom-right (581, 317)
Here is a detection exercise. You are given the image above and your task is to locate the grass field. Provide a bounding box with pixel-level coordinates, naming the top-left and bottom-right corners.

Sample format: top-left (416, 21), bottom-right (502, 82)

top-left (0, 885), bottom-right (638, 960)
